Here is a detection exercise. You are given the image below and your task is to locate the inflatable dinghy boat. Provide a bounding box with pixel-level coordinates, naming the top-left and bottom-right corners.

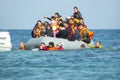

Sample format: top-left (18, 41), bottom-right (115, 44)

top-left (26, 37), bottom-right (94, 50)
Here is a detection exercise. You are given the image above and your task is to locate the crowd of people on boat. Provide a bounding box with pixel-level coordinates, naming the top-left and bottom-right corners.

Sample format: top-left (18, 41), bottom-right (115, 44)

top-left (31, 7), bottom-right (94, 43)
top-left (19, 7), bottom-right (102, 50)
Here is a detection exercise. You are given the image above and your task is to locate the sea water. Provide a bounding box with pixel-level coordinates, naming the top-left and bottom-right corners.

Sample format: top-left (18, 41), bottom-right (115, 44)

top-left (0, 29), bottom-right (120, 80)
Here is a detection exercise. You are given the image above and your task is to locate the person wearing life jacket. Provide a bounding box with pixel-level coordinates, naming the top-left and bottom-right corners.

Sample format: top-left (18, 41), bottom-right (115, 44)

top-left (48, 42), bottom-right (57, 51)
top-left (56, 43), bottom-right (64, 50)
top-left (18, 42), bottom-right (26, 50)
top-left (79, 24), bottom-right (91, 43)
top-left (63, 21), bottom-right (74, 41)
top-left (31, 20), bottom-right (42, 38)
top-left (39, 42), bottom-right (48, 50)
top-left (40, 25), bottom-right (46, 36)
top-left (78, 22), bottom-right (94, 40)
top-left (73, 7), bottom-right (82, 24)
top-left (31, 20), bottom-right (43, 38)
top-left (68, 18), bottom-right (75, 41)
top-left (80, 44), bottom-right (85, 49)
top-left (54, 12), bottom-right (63, 22)
top-left (88, 41), bottom-right (102, 48)
top-left (44, 16), bottom-right (59, 37)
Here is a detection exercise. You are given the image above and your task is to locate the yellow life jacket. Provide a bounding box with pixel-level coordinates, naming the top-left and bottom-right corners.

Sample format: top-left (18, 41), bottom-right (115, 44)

top-left (88, 44), bottom-right (102, 48)
top-left (74, 18), bottom-right (80, 23)
top-left (55, 17), bottom-right (62, 21)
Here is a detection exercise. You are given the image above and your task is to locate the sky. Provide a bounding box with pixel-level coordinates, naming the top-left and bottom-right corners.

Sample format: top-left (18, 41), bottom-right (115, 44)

top-left (0, 0), bottom-right (120, 29)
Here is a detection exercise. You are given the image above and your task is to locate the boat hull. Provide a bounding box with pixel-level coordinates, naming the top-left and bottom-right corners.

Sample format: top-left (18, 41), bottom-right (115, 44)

top-left (26, 37), bottom-right (94, 50)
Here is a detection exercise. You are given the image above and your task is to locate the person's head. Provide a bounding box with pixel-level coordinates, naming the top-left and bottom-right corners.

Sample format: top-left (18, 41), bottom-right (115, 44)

top-left (96, 41), bottom-right (101, 47)
top-left (51, 16), bottom-right (55, 20)
top-left (74, 26), bottom-right (78, 30)
top-left (58, 19), bottom-right (63, 25)
top-left (54, 12), bottom-right (60, 18)
top-left (74, 6), bottom-right (78, 13)
top-left (46, 25), bottom-right (51, 30)
top-left (37, 20), bottom-right (42, 26)
top-left (69, 18), bottom-right (74, 24)
top-left (49, 42), bottom-right (54, 47)
top-left (40, 42), bottom-right (46, 47)
top-left (56, 43), bottom-right (63, 48)
top-left (63, 21), bottom-right (69, 28)
top-left (79, 18), bottom-right (84, 24)
top-left (80, 44), bottom-right (85, 49)
top-left (59, 23), bottom-right (64, 28)
top-left (44, 21), bottom-right (49, 26)
top-left (41, 25), bottom-right (45, 30)
top-left (19, 42), bottom-right (26, 50)
top-left (79, 23), bottom-right (84, 29)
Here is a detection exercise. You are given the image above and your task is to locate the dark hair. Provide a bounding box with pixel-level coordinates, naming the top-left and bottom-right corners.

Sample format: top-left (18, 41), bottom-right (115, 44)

top-left (59, 23), bottom-right (64, 27)
top-left (37, 20), bottom-right (42, 23)
top-left (51, 16), bottom-right (55, 19)
top-left (36, 20), bottom-right (43, 26)
top-left (78, 23), bottom-right (84, 26)
top-left (81, 44), bottom-right (85, 48)
top-left (74, 6), bottom-right (78, 9)
top-left (55, 12), bottom-right (59, 16)
top-left (49, 42), bottom-right (54, 47)
top-left (41, 42), bottom-right (45, 45)
top-left (97, 41), bottom-right (101, 44)
top-left (44, 21), bottom-right (49, 25)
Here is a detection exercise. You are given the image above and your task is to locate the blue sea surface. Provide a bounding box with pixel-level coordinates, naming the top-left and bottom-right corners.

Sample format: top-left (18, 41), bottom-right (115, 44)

top-left (0, 29), bottom-right (120, 80)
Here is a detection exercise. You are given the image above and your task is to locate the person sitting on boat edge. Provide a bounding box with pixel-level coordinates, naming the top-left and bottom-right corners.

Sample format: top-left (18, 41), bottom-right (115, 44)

top-left (48, 42), bottom-right (57, 51)
top-left (18, 42), bottom-right (26, 50)
top-left (31, 20), bottom-right (43, 38)
top-left (88, 41), bottom-right (102, 48)
top-left (79, 24), bottom-right (91, 43)
top-left (56, 43), bottom-right (64, 50)
top-left (73, 6), bottom-right (82, 24)
top-left (39, 42), bottom-right (48, 50)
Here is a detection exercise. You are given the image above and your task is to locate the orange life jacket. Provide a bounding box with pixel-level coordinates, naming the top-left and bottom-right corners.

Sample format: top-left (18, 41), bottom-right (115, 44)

top-left (87, 30), bottom-right (94, 40)
top-left (48, 47), bottom-right (57, 51)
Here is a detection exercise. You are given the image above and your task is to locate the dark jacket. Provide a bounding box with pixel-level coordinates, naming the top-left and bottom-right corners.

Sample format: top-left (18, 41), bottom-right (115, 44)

top-left (56, 29), bottom-right (67, 39)
top-left (41, 29), bottom-right (46, 36)
top-left (46, 29), bottom-right (53, 37)
top-left (73, 11), bottom-right (82, 19)
top-left (66, 27), bottom-right (75, 41)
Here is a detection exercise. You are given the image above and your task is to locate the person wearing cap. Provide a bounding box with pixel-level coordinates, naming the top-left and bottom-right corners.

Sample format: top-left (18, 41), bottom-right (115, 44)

top-left (48, 42), bottom-right (57, 51)
top-left (56, 43), bottom-right (64, 50)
